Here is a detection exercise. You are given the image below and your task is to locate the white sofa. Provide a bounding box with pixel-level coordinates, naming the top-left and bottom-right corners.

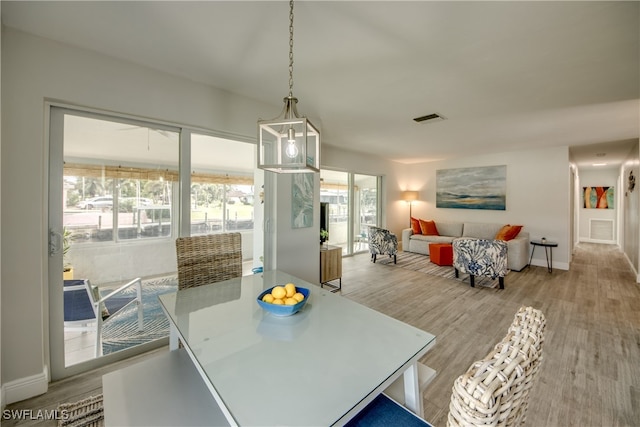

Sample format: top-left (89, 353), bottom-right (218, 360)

top-left (401, 221), bottom-right (529, 271)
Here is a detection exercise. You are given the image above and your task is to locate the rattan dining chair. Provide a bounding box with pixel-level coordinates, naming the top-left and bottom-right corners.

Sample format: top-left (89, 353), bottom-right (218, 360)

top-left (447, 306), bottom-right (546, 427)
top-left (175, 233), bottom-right (243, 290)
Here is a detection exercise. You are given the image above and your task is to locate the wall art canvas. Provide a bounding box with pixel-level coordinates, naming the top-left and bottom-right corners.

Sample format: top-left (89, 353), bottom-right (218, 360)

top-left (583, 186), bottom-right (614, 209)
top-left (436, 165), bottom-right (507, 210)
top-left (292, 174), bottom-right (314, 228)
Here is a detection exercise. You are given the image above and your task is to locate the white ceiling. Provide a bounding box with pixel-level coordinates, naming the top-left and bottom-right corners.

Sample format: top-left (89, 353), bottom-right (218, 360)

top-left (2, 1), bottom-right (638, 170)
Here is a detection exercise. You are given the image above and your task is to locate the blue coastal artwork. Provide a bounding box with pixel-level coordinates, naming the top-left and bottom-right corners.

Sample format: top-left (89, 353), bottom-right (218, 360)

top-left (436, 165), bottom-right (507, 210)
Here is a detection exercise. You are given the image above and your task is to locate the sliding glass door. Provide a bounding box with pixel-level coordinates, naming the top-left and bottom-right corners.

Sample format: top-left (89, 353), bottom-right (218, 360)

top-left (320, 170), bottom-right (380, 255)
top-left (354, 174), bottom-right (379, 252)
top-left (49, 108), bottom-right (181, 378)
top-left (49, 106), bottom-right (261, 379)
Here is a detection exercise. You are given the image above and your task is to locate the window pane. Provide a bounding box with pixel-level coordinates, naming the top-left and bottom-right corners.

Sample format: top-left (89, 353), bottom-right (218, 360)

top-left (61, 113), bottom-right (179, 367)
top-left (354, 174), bottom-right (378, 253)
top-left (320, 170), bottom-right (350, 252)
top-left (320, 170), bottom-right (380, 255)
top-left (63, 117), bottom-right (178, 245)
top-left (190, 133), bottom-right (255, 236)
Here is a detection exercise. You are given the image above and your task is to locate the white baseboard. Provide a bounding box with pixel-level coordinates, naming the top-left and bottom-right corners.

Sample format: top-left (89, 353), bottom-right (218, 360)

top-left (580, 238), bottom-right (617, 245)
top-left (1, 386), bottom-right (5, 410)
top-left (3, 369), bottom-right (48, 405)
top-left (622, 251), bottom-right (640, 283)
top-left (528, 259), bottom-right (569, 271)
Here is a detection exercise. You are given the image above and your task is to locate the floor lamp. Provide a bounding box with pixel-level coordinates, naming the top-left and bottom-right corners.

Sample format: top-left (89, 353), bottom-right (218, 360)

top-left (402, 191), bottom-right (419, 227)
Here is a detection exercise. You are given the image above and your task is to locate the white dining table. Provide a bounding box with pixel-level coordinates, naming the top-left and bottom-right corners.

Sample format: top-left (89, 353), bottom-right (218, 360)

top-left (158, 270), bottom-right (436, 426)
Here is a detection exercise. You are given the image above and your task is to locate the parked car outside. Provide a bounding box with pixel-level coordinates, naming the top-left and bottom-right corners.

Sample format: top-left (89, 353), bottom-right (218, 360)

top-left (77, 196), bottom-right (113, 210)
top-left (123, 197), bottom-right (153, 206)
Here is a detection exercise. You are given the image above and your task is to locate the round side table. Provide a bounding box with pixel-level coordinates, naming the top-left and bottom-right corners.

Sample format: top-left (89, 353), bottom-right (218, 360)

top-left (529, 239), bottom-right (558, 273)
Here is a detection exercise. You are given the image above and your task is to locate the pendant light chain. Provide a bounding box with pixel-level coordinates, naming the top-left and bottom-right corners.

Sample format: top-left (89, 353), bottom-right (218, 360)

top-left (288, 0), bottom-right (294, 98)
top-left (257, 0), bottom-right (319, 173)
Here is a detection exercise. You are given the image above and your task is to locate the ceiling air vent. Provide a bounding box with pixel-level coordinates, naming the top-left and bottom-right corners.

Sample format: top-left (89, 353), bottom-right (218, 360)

top-left (413, 113), bottom-right (445, 123)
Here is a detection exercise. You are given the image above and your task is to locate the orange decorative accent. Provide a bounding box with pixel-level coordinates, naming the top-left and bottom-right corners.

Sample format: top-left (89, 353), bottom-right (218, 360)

top-left (419, 219), bottom-right (440, 236)
top-left (429, 243), bottom-right (453, 266)
top-left (410, 217), bottom-right (422, 234)
top-left (495, 224), bottom-right (523, 241)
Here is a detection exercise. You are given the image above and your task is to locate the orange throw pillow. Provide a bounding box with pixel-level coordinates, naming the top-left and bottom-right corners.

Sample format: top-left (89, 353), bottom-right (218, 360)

top-left (410, 217), bottom-right (422, 234)
top-left (495, 224), bottom-right (523, 241)
top-left (419, 219), bottom-right (440, 236)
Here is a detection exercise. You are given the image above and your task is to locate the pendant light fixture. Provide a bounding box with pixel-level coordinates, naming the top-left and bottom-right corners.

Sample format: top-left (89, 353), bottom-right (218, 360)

top-left (258, 0), bottom-right (320, 173)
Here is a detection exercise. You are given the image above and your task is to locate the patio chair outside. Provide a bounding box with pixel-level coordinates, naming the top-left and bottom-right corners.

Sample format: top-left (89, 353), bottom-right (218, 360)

top-left (64, 278), bottom-right (144, 357)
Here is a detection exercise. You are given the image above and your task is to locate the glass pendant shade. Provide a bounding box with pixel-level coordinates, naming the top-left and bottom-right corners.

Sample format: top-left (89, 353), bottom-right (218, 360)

top-left (258, 96), bottom-right (320, 173)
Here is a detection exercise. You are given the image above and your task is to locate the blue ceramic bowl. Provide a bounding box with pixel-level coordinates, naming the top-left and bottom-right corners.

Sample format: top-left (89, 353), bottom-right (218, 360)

top-left (257, 286), bottom-right (310, 316)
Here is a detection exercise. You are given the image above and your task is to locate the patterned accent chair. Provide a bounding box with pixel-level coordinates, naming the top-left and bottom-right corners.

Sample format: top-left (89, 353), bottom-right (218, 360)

top-left (453, 238), bottom-right (508, 289)
top-left (368, 226), bottom-right (398, 264)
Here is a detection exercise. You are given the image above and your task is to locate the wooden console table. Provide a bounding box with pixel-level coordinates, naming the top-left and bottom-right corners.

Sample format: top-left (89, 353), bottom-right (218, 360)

top-left (320, 245), bottom-right (342, 292)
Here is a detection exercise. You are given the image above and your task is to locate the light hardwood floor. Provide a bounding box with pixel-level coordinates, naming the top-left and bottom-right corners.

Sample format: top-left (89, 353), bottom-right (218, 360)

top-left (4, 242), bottom-right (639, 426)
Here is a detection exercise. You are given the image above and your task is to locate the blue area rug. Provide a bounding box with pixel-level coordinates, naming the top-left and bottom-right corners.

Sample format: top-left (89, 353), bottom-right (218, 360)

top-left (345, 394), bottom-right (432, 427)
top-left (101, 276), bottom-right (177, 355)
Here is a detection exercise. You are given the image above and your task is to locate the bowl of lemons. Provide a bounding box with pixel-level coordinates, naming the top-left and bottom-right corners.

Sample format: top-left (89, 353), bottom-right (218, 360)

top-left (257, 283), bottom-right (309, 316)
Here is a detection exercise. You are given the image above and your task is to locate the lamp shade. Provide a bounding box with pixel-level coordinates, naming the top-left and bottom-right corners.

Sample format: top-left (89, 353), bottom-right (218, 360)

top-left (258, 97), bottom-right (320, 174)
top-left (402, 191), bottom-right (419, 202)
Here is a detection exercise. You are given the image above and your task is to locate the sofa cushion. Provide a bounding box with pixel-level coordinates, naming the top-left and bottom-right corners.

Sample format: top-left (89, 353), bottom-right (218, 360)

top-left (495, 224), bottom-right (523, 241)
top-left (410, 217), bottom-right (422, 235)
top-left (435, 221), bottom-right (464, 237)
top-left (419, 219), bottom-right (439, 236)
top-left (462, 222), bottom-right (502, 240)
top-left (411, 234), bottom-right (455, 244)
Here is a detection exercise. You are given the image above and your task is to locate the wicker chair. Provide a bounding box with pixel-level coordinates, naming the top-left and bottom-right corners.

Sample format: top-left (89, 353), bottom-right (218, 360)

top-left (175, 233), bottom-right (242, 290)
top-left (368, 226), bottom-right (398, 264)
top-left (447, 306), bottom-right (546, 427)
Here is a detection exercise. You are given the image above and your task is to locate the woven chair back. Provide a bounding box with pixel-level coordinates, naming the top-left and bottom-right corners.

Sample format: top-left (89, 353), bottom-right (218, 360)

top-left (447, 306), bottom-right (546, 427)
top-left (175, 233), bottom-right (242, 290)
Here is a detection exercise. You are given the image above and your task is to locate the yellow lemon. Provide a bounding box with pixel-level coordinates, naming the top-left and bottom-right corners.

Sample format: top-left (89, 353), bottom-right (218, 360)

top-left (272, 298), bottom-right (285, 305)
top-left (284, 283), bottom-right (296, 298)
top-left (284, 297), bottom-right (298, 306)
top-left (292, 292), bottom-right (305, 302)
top-left (262, 294), bottom-right (275, 303)
top-left (271, 286), bottom-right (287, 300)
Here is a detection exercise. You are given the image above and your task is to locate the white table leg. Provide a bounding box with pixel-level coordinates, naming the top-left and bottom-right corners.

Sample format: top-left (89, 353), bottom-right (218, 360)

top-left (169, 323), bottom-right (179, 350)
top-left (403, 362), bottom-right (423, 416)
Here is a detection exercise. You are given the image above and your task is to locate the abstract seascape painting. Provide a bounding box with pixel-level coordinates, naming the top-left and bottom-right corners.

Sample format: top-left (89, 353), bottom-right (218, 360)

top-left (583, 186), bottom-right (614, 209)
top-left (436, 165), bottom-right (507, 210)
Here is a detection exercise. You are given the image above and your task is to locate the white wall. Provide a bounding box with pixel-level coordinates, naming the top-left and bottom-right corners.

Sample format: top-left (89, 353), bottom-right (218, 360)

top-left (272, 173), bottom-right (320, 285)
top-left (576, 168), bottom-right (618, 243)
top-left (621, 142), bottom-right (640, 277)
top-left (0, 27), bottom-right (319, 402)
